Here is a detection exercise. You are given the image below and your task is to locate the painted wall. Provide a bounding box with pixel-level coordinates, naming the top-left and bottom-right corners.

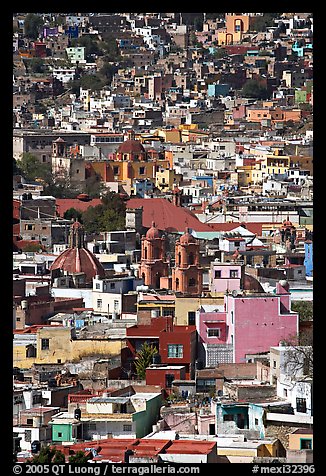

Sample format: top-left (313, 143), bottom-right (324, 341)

top-left (231, 293), bottom-right (298, 363)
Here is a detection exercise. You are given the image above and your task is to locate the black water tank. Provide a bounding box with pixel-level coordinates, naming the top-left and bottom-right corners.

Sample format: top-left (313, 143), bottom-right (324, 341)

top-left (31, 441), bottom-right (41, 454)
top-left (124, 449), bottom-right (134, 463)
top-left (152, 353), bottom-right (161, 364)
top-left (74, 408), bottom-right (81, 420)
top-left (195, 359), bottom-right (203, 370)
top-left (47, 378), bottom-right (57, 388)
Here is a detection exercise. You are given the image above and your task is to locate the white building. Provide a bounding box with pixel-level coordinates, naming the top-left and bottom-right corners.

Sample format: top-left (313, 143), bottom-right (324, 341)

top-left (269, 346), bottom-right (313, 417)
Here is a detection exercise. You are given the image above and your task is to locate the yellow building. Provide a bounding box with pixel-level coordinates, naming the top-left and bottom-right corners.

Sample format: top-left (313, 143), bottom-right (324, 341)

top-left (13, 326), bottom-right (124, 369)
top-left (174, 296), bottom-right (224, 326)
top-left (137, 295), bottom-right (175, 324)
top-left (261, 154), bottom-right (290, 176)
top-left (288, 429), bottom-right (313, 451)
top-left (155, 168), bottom-right (181, 191)
top-left (236, 165), bottom-right (264, 187)
top-left (154, 128), bottom-right (181, 143)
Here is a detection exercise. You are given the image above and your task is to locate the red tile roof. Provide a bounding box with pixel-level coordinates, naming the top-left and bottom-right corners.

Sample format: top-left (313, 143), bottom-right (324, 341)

top-left (127, 198), bottom-right (213, 233)
top-left (55, 198), bottom-right (102, 217)
top-left (207, 222), bottom-right (263, 235)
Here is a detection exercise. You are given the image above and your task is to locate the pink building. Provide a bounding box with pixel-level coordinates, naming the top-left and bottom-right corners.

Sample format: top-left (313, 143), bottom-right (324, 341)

top-left (210, 260), bottom-right (244, 294)
top-left (197, 280), bottom-right (298, 365)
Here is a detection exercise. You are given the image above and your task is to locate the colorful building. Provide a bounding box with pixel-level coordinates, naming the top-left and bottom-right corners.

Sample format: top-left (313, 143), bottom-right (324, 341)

top-left (172, 229), bottom-right (203, 296)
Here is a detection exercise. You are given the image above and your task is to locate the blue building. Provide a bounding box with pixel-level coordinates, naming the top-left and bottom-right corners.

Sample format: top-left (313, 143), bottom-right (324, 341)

top-left (208, 83), bottom-right (230, 97)
top-left (304, 241), bottom-right (313, 277)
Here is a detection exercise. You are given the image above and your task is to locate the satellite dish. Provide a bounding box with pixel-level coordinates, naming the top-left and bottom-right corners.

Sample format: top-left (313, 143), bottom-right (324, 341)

top-left (232, 289), bottom-right (240, 297)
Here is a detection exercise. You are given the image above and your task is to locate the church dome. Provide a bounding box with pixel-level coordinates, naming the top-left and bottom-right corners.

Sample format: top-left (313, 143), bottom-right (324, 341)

top-left (243, 273), bottom-right (265, 293)
top-left (146, 221), bottom-right (161, 239)
top-left (179, 228), bottom-right (196, 244)
top-left (117, 139), bottom-right (145, 156)
top-left (50, 221), bottom-right (105, 283)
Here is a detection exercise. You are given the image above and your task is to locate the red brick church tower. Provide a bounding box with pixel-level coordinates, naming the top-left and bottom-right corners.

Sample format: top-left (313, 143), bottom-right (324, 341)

top-left (139, 222), bottom-right (169, 288)
top-left (172, 228), bottom-right (203, 295)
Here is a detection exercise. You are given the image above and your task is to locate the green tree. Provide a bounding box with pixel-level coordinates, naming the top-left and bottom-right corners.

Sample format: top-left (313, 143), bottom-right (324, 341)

top-left (69, 450), bottom-right (91, 463)
top-left (291, 301), bottom-right (313, 322)
top-left (212, 47), bottom-right (227, 59)
top-left (80, 74), bottom-right (104, 92)
top-left (99, 62), bottom-right (118, 85)
top-left (241, 79), bottom-right (269, 99)
top-left (81, 191), bottom-right (125, 234)
top-left (135, 342), bottom-right (158, 380)
top-left (84, 174), bottom-right (104, 198)
top-left (251, 13), bottom-right (281, 33)
top-left (28, 58), bottom-right (46, 74)
top-left (24, 13), bottom-right (44, 40)
top-left (63, 208), bottom-right (83, 222)
top-left (28, 445), bottom-right (65, 463)
top-left (17, 153), bottom-right (52, 183)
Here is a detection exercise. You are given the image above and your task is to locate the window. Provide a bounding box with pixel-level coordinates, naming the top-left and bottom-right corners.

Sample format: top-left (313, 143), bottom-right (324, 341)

top-left (123, 424), bottom-right (132, 432)
top-left (114, 300), bottom-right (119, 310)
top-left (110, 282), bottom-right (115, 289)
top-left (25, 430), bottom-right (32, 442)
top-left (273, 360), bottom-right (277, 368)
top-left (113, 166), bottom-right (119, 175)
top-left (41, 339), bottom-right (49, 350)
top-left (188, 311), bottom-right (196, 325)
top-left (57, 432), bottom-right (62, 438)
top-left (223, 414), bottom-right (234, 422)
top-left (97, 299), bottom-right (102, 309)
top-left (300, 438), bottom-right (312, 450)
top-left (168, 344), bottom-right (183, 358)
top-left (284, 389), bottom-right (288, 397)
top-left (234, 241), bottom-right (240, 247)
top-left (139, 167), bottom-right (145, 174)
top-left (207, 328), bottom-right (220, 338)
top-left (96, 283), bottom-right (100, 289)
top-left (26, 418), bottom-right (33, 425)
top-left (214, 270), bottom-right (221, 279)
top-left (230, 270), bottom-right (238, 278)
top-left (188, 277), bottom-right (196, 287)
top-left (296, 398), bottom-right (307, 413)
top-left (255, 418), bottom-right (259, 425)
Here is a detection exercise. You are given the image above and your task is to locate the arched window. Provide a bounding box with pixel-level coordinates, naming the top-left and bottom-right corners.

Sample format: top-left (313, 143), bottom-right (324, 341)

top-left (178, 252), bottom-right (181, 266)
top-left (189, 252), bottom-right (194, 265)
top-left (155, 272), bottom-right (161, 289)
top-left (144, 247), bottom-right (147, 259)
top-left (189, 277), bottom-right (196, 287)
top-left (26, 345), bottom-right (36, 358)
top-left (141, 272), bottom-right (145, 282)
top-left (175, 278), bottom-right (179, 290)
top-left (154, 247), bottom-right (160, 259)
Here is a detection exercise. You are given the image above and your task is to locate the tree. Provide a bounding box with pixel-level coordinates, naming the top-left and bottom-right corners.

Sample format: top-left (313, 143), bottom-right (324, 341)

top-left (29, 58), bottom-right (46, 74)
top-left (291, 301), bottom-right (313, 322)
top-left (83, 173), bottom-right (104, 198)
top-left (281, 338), bottom-right (313, 380)
top-left (17, 153), bottom-right (52, 183)
top-left (241, 79), bottom-right (269, 100)
top-left (28, 445), bottom-right (65, 463)
top-left (64, 208), bottom-right (83, 222)
top-left (80, 74), bottom-right (104, 92)
top-left (69, 450), bottom-right (91, 463)
top-left (81, 191), bottom-right (126, 233)
top-left (24, 13), bottom-right (44, 40)
top-left (134, 342), bottom-right (158, 380)
top-left (21, 242), bottom-right (43, 253)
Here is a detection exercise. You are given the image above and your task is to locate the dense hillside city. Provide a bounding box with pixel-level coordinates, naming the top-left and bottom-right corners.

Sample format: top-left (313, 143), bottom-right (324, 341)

top-left (13, 12), bottom-right (313, 465)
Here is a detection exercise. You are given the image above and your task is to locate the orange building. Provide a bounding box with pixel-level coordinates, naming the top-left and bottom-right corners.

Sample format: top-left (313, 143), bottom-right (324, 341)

top-left (172, 229), bottom-right (203, 296)
top-left (86, 138), bottom-right (170, 185)
top-left (246, 107), bottom-right (302, 124)
top-left (139, 222), bottom-right (169, 289)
